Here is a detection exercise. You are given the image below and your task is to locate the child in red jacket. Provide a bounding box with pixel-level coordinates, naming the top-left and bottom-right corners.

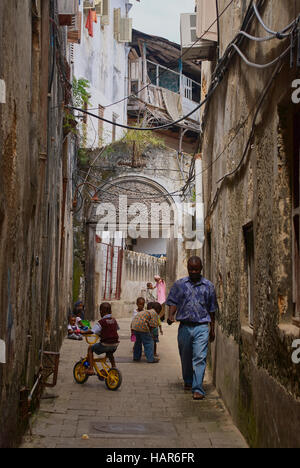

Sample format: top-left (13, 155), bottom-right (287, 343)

top-left (83, 303), bottom-right (120, 374)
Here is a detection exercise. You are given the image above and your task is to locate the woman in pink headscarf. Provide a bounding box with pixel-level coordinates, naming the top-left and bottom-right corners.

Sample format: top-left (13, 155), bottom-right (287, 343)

top-left (154, 276), bottom-right (166, 320)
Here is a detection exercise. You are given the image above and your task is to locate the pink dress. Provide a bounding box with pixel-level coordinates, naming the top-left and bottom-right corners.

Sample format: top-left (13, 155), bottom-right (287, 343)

top-left (156, 280), bottom-right (166, 305)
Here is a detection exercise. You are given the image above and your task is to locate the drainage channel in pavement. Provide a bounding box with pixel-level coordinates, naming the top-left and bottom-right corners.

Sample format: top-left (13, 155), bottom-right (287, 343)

top-left (89, 421), bottom-right (177, 439)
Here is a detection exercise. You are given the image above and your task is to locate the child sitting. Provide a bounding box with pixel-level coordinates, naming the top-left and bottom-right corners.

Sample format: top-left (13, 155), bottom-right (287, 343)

top-left (82, 303), bottom-right (120, 374)
top-left (147, 302), bottom-right (163, 358)
top-left (67, 315), bottom-right (83, 341)
top-left (74, 309), bottom-right (89, 332)
top-left (131, 297), bottom-right (146, 345)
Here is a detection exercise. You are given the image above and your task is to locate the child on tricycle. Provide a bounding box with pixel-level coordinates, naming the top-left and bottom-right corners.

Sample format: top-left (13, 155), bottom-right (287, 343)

top-left (73, 302), bottom-right (122, 391)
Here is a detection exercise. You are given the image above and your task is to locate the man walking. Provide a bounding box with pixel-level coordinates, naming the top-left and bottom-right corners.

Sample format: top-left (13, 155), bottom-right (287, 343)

top-left (166, 256), bottom-right (218, 400)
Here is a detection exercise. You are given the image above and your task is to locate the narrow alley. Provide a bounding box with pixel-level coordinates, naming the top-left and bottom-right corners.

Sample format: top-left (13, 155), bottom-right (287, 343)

top-left (21, 318), bottom-right (247, 449)
top-left (1, 0), bottom-right (300, 452)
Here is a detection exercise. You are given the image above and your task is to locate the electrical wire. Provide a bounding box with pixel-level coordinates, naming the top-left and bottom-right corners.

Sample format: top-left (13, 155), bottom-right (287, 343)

top-left (83, 0), bottom-right (235, 112)
top-left (69, 3), bottom-right (299, 131)
top-left (217, 60), bottom-right (284, 184)
top-left (205, 59), bottom-right (285, 223)
top-left (253, 1), bottom-right (297, 38)
top-left (230, 41), bottom-right (293, 69)
top-left (67, 80), bottom-right (217, 132)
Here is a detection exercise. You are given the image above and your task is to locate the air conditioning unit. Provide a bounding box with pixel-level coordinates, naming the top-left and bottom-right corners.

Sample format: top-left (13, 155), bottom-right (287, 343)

top-left (197, 0), bottom-right (218, 42)
top-left (180, 12), bottom-right (217, 61)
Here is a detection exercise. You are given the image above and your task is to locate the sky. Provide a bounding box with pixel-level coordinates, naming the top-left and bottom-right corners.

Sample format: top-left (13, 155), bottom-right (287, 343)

top-left (131, 0), bottom-right (196, 44)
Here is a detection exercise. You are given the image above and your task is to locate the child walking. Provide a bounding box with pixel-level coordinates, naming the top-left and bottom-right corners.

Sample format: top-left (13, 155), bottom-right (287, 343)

top-left (131, 297), bottom-right (146, 345)
top-left (131, 299), bottom-right (159, 363)
top-left (147, 302), bottom-right (163, 358)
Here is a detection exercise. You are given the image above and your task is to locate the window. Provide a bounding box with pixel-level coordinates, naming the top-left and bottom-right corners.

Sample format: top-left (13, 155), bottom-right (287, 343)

top-left (293, 114), bottom-right (300, 320)
top-left (244, 223), bottom-right (255, 327)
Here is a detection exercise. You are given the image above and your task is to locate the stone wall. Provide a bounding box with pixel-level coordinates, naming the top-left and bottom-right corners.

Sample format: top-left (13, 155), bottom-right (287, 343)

top-left (0, 1), bottom-right (74, 448)
top-left (202, 0), bottom-right (300, 448)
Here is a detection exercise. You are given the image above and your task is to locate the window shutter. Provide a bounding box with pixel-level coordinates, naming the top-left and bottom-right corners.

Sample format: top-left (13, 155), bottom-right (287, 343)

top-left (101, 0), bottom-right (110, 25)
top-left (67, 12), bottom-right (82, 44)
top-left (119, 17), bottom-right (132, 43)
top-left (95, 0), bottom-right (103, 16)
top-left (114, 8), bottom-right (121, 39)
top-left (83, 0), bottom-right (95, 11)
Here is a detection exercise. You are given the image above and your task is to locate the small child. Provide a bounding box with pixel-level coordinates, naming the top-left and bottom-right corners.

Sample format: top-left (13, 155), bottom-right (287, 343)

top-left (146, 282), bottom-right (157, 304)
top-left (74, 310), bottom-right (89, 331)
top-left (131, 297), bottom-right (146, 344)
top-left (147, 302), bottom-right (163, 358)
top-left (67, 315), bottom-right (83, 341)
top-left (82, 302), bottom-right (120, 374)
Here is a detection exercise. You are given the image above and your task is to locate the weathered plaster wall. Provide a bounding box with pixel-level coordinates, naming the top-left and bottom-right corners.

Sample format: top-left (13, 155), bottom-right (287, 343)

top-left (0, 1), bottom-right (74, 447)
top-left (73, 0), bottom-right (129, 147)
top-left (202, 0), bottom-right (300, 448)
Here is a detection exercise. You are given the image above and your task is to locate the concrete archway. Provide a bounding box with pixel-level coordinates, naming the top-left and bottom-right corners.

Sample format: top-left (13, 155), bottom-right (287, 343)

top-left (86, 174), bottom-right (187, 318)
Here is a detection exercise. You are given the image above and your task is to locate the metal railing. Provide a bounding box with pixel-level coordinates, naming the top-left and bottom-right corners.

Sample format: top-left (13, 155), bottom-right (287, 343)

top-left (147, 60), bottom-right (201, 102)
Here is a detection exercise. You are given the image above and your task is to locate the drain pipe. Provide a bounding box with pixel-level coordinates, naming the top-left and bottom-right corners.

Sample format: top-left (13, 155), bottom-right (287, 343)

top-left (195, 153), bottom-right (205, 248)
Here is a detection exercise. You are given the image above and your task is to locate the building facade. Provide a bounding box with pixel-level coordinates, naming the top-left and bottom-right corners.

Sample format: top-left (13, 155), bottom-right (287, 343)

top-left (72, 0), bottom-right (134, 147)
top-left (0, 0), bottom-right (75, 448)
top-left (193, 0), bottom-right (300, 448)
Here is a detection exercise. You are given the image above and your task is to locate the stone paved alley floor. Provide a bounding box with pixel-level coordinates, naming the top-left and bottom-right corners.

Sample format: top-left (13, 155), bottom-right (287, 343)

top-left (21, 319), bottom-right (248, 449)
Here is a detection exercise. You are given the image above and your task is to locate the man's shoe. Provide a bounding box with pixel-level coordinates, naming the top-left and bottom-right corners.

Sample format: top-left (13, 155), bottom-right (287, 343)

top-left (193, 392), bottom-right (205, 400)
top-left (149, 358), bottom-right (159, 363)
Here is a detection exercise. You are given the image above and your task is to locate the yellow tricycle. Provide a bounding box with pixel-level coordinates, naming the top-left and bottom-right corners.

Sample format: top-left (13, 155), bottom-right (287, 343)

top-left (73, 335), bottom-right (122, 391)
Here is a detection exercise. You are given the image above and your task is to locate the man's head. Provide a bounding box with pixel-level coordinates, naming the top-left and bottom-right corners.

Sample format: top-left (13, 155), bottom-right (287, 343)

top-left (187, 256), bottom-right (203, 283)
top-left (136, 297), bottom-right (145, 311)
top-left (100, 302), bottom-right (112, 317)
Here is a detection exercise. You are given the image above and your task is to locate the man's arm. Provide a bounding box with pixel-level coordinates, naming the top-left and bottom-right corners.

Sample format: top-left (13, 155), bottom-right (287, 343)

top-left (167, 305), bottom-right (177, 325)
top-left (166, 281), bottom-right (180, 325)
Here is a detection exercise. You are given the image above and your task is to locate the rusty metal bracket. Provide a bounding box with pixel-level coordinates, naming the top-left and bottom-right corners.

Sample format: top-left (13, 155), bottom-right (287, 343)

top-left (42, 351), bottom-right (60, 388)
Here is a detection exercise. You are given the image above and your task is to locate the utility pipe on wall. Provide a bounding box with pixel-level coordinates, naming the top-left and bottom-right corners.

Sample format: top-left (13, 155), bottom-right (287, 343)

top-left (195, 153), bottom-right (205, 248)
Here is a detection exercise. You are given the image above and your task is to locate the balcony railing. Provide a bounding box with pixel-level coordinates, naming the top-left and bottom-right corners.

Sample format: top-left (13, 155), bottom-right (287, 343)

top-left (147, 60), bottom-right (201, 103)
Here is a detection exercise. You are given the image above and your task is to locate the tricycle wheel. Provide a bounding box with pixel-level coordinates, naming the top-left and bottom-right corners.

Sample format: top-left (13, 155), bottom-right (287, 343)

top-left (105, 368), bottom-right (122, 391)
top-left (73, 361), bottom-right (89, 384)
